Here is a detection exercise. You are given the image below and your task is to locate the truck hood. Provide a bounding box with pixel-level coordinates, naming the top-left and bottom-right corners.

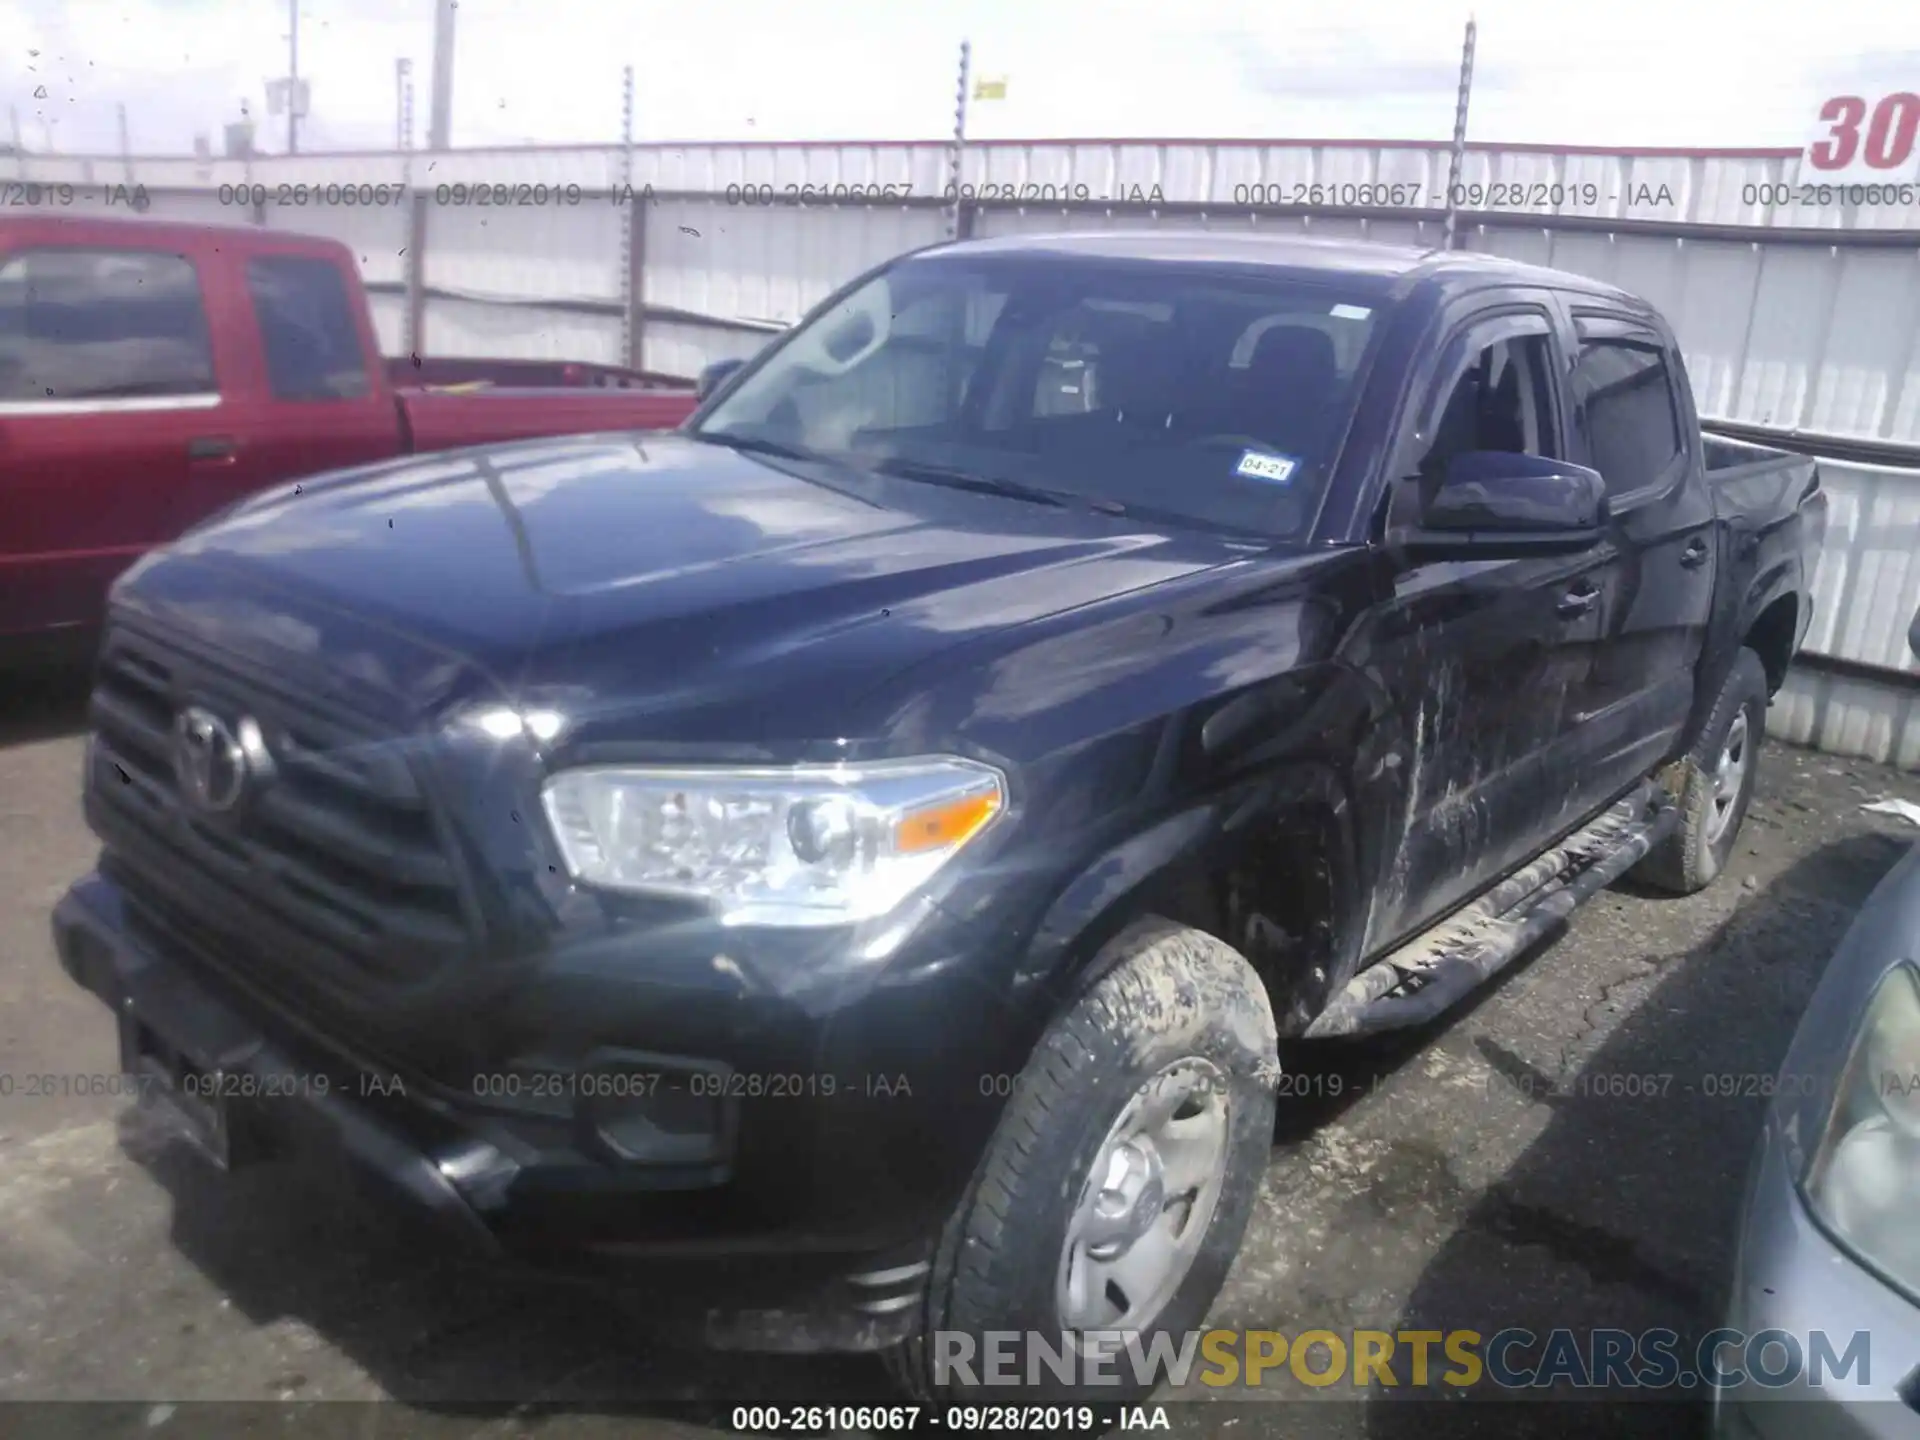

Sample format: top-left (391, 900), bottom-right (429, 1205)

top-left (116, 433), bottom-right (1262, 743)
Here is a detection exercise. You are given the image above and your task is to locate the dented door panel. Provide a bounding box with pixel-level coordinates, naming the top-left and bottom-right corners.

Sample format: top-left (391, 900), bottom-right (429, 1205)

top-left (1349, 543), bottom-right (1614, 957)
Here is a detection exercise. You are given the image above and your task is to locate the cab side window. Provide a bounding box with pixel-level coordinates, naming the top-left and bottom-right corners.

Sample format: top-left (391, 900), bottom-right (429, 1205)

top-left (1412, 331), bottom-right (1559, 482)
top-left (246, 256), bottom-right (371, 401)
top-left (1570, 338), bottom-right (1683, 499)
top-left (0, 247), bottom-right (215, 403)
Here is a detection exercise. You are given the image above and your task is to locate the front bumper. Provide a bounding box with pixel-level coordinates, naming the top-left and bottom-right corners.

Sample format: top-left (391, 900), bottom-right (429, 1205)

top-left (1711, 1110), bottom-right (1920, 1439)
top-left (51, 868), bottom-right (1000, 1352)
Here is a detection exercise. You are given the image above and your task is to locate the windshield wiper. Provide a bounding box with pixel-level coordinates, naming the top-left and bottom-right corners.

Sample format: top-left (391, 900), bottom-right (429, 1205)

top-left (866, 456), bottom-right (1131, 514)
top-left (696, 430), bottom-right (825, 464)
top-left (701, 439), bottom-right (1137, 519)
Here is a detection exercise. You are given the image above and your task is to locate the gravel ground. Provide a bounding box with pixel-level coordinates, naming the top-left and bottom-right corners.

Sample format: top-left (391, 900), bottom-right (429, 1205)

top-left (2, 665), bottom-right (1917, 1439)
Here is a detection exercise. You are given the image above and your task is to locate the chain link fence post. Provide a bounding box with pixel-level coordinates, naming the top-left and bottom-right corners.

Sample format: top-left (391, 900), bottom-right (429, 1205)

top-left (1442, 16), bottom-right (1478, 251)
top-left (947, 39), bottom-right (971, 241)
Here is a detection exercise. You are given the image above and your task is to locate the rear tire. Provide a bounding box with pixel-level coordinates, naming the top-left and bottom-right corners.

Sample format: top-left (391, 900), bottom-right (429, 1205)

top-left (1632, 647), bottom-right (1768, 895)
top-left (883, 917), bottom-right (1279, 1406)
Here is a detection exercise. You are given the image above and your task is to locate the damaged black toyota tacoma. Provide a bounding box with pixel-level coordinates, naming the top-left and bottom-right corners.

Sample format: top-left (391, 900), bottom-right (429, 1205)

top-left (54, 231), bottom-right (1825, 1401)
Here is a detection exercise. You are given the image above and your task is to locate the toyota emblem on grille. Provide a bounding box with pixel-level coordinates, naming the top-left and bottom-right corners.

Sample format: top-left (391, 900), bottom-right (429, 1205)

top-left (172, 706), bottom-right (255, 813)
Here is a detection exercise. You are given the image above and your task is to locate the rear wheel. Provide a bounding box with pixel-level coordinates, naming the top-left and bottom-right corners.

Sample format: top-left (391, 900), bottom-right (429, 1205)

top-left (1633, 647), bottom-right (1768, 895)
top-left (883, 918), bottom-right (1279, 1405)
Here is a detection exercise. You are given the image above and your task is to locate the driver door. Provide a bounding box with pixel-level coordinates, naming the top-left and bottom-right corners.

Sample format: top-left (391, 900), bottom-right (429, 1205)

top-left (1357, 296), bottom-right (1621, 957)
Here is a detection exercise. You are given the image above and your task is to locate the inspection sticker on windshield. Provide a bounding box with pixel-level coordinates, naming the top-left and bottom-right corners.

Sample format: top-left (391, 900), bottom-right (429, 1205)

top-left (1234, 450), bottom-right (1299, 484)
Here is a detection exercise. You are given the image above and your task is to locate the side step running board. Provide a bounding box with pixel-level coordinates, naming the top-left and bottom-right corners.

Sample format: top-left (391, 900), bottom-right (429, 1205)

top-left (1305, 780), bottom-right (1679, 1039)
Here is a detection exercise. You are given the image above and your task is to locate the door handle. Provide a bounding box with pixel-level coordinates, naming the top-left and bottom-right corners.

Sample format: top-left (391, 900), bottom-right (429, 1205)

top-left (1556, 582), bottom-right (1600, 618)
top-left (187, 435), bottom-right (237, 460)
top-left (1680, 538), bottom-right (1710, 569)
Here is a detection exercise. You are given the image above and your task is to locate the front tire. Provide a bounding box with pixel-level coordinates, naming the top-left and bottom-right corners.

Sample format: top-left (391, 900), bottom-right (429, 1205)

top-left (885, 918), bottom-right (1279, 1405)
top-left (1633, 647), bottom-right (1768, 895)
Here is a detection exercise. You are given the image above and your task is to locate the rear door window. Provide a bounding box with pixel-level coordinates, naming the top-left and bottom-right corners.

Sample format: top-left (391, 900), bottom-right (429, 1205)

top-left (1570, 336), bottom-right (1685, 499)
top-left (246, 255), bottom-right (371, 401)
top-left (0, 247), bottom-right (216, 404)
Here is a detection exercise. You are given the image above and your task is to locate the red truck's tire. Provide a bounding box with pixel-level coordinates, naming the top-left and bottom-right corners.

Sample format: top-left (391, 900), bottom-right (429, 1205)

top-left (882, 917), bottom-right (1279, 1405)
top-left (1634, 647), bottom-right (1769, 895)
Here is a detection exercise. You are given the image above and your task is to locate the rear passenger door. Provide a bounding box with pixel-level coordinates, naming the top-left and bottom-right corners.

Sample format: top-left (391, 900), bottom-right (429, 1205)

top-left (179, 250), bottom-right (401, 531)
top-left (1359, 295), bottom-right (1622, 955)
top-left (0, 244), bottom-right (224, 636)
top-left (1554, 305), bottom-right (1714, 800)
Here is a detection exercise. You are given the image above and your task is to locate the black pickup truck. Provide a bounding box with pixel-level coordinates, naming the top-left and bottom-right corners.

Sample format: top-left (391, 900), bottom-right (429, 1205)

top-left (52, 231), bottom-right (1825, 1402)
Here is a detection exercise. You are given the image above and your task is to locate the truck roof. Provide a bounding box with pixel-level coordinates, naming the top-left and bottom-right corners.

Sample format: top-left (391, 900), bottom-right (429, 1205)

top-left (0, 210), bottom-right (355, 262)
top-left (933, 229), bottom-right (1645, 308)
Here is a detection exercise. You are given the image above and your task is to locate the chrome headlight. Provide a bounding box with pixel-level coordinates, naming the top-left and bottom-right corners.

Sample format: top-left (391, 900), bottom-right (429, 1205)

top-left (540, 757), bottom-right (1006, 927)
top-left (1806, 964), bottom-right (1920, 1295)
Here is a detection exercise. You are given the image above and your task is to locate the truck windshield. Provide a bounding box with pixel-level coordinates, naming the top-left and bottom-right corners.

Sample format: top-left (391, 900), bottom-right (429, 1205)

top-left (693, 254), bottom-right (1384, 537)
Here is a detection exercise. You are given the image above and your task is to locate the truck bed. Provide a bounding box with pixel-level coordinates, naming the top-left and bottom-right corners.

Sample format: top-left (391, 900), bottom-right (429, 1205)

top-left (386, 355), bottom-right (696, 393)
top-left (1703, 431), bottom-right (1806, 477)
top-left (1702, 428), bottom-right (1825, 547)
top-left (1696, 426), bottom-right (1827, 717)
top-left (396, 385), bottom-right (699, 452)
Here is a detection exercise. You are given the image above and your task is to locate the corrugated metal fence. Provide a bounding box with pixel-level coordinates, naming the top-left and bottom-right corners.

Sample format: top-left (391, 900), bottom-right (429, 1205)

top-left (13, 138), bottom-right (1920, 765)
top-left (1780, 456), bottom-right (1920, 768)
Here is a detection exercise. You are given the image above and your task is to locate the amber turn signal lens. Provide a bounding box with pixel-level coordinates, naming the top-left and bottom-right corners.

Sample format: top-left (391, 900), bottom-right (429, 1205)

top-left (894, 790), bottom-right (1001, 854)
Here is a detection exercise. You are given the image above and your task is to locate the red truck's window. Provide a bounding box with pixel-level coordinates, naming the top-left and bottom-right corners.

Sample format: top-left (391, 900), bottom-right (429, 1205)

top-left (0, 247), bottom-right (215, 405)
top-left (245, 255), bottom-right (370, 401)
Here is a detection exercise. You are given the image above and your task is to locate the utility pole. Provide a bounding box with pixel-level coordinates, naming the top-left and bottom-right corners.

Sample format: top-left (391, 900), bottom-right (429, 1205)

top-left (287, 0), bottom-right (300, 153)
top-left (117, 102), bottom-right (131, 177)
top-left (1441, 16), bottom-right (1477, 251)
top-left (11, 106), bottom-right (24, 155)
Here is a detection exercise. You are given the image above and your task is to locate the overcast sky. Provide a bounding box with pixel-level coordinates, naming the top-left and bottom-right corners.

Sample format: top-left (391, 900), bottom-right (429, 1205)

top-left (1, 0), bottom-right (1913, 157)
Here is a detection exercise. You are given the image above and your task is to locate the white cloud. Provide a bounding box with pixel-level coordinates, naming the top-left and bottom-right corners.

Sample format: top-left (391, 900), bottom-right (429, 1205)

top-left (1, 0), bottom-right (1912, 156)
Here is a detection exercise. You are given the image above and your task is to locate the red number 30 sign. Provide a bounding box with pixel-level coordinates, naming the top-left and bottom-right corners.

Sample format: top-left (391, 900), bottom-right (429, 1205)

top-left (1807, 93), bottom-right (1920, 177)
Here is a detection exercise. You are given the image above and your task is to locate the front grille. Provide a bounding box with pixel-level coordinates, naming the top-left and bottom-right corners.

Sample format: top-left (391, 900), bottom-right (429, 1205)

top-left (86, 624), bottom-right (479, 1001)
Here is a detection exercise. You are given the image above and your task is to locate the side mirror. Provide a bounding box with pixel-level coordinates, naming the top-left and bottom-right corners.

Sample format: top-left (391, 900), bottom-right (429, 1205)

top-left (1909, 606), bottom-right (1919, 664)
top-left (1399, 451), bottom-right (1609, 560)
top-left (696, 357), bottom-right (747, 401)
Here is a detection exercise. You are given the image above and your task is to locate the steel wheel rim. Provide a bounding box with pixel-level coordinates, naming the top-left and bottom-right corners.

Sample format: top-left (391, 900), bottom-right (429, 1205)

top-left (1705, 709), bottom-right (1750, 844)
top-left (1055, 1056), bottom-right (1231, 1334)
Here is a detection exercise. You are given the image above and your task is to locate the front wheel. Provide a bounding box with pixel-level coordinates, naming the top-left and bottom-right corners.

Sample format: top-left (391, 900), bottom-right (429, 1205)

top-left (1633, 647), bottom-right (1769, 895)
top-left (884, 918), bottom-right (1279, 1405)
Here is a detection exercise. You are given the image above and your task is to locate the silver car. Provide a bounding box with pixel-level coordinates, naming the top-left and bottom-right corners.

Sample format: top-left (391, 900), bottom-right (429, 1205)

top-left (1714, 613), bottom-right (1920, 1438)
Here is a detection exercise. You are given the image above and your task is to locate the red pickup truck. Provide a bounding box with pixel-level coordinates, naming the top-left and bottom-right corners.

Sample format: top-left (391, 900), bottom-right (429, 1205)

top-left (0, 213), bottom-right (702, 649)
